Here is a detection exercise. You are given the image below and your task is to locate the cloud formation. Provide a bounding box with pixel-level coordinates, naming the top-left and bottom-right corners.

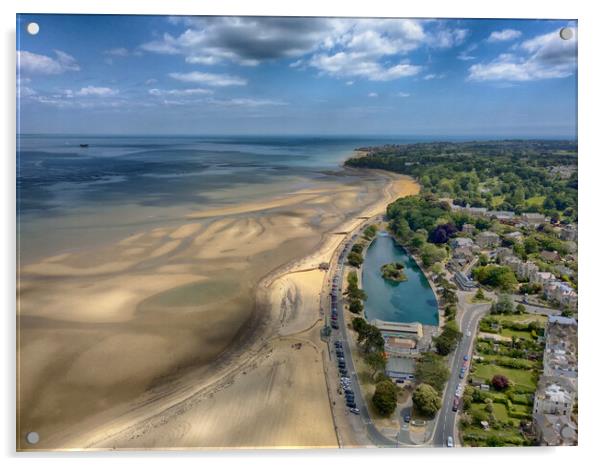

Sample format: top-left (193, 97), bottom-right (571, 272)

top-left (17, 50), bottom-right (80, 74)
top-left (169, 71), bottom-right (247, 86)
top-left (487, 29), bottom-right (522, 43)
top-left (142, 17), bottom-right (467, 82)
top-left (469, 30), bottom-right (576, 81)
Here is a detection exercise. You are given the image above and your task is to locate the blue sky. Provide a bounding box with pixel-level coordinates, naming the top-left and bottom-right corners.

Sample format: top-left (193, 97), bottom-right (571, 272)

top-left (17, 15), bottom-right (577, 137)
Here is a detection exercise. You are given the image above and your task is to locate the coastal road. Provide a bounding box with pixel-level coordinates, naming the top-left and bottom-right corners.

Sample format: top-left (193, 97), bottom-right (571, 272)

top-left (324, 219), bottom-right (398, 447)
top-left (432, 294), bottom-right (490, 447)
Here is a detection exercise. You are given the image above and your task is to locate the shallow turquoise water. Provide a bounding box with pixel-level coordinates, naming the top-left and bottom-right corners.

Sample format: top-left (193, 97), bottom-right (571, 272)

top-left (362, 233), bottom-right (439, 326)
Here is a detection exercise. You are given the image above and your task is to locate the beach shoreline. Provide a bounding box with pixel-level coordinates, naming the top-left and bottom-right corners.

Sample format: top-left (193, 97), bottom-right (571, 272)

top-left (18, 165), bottom-right (419, 450)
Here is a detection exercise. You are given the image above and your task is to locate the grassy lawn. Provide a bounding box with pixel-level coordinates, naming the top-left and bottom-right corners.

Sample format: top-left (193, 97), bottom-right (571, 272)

top-left (489, 314), bottom-right (546, 325)
top-left (525, 195), bottom-right (546, 208)
top-left (479, 354), bottom-right (536, 369)
top-left (472, 363), bottom-right (537, 392)
top-left (492, 403), bottom-right (509, 422)
top-left (499, 328), bottom-right (534, 340)
top-left (462, 425), bottom-right (526, 446)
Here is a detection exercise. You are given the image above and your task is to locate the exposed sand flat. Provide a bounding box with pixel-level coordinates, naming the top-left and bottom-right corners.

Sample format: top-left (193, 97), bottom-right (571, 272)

top-left (17, 169), bottom-right (419, 450)
top-left (186, 192), bottom-right (320, 219)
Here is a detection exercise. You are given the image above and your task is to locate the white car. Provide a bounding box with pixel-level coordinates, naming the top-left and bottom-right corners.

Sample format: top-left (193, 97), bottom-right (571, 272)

top-left (447, 436), bottom-right (454, 448)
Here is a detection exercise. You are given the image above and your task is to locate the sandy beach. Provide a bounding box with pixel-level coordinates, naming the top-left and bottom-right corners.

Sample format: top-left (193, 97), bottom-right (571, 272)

top-left (17, 167), bottom-right (419, 450)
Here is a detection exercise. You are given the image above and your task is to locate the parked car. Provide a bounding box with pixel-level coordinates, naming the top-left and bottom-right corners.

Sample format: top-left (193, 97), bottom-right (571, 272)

top-left (404, 415), bottom-right (411, 423)
top-left (463, 355), bottom-right (469, 361)
top-left (452, 396), bottom-right (460, 412)
top-left (350, 408), bottom-right (360, 415)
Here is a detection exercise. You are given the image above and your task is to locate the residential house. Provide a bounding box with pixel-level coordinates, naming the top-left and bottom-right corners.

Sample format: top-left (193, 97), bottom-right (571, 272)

top-left (475, 231), bottom-right (500, 248)
top-left (533, 376), bottom-right (576, 416)
top-left (544, 281), bottom-right (578, 310)
top-left (450, 237), bottom-right (474, 250)
top-left (521, 212), bottom-right (546, 227)
top-left (541, 250), bottom-right (560, 262)
top-left (516, 261), bottom-right (539, 281)
top-left (462, 223), bottom-right (475, 235)
top-left (533, 413), bottom-right (577, 446)
top-left (504, 231), bottom-right (523, 242)
top-left (533, 271), bottom-right (556, 286)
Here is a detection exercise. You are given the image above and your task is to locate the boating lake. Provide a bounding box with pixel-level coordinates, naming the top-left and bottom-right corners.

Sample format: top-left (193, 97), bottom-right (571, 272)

top-left (362, 232), bottom-right (439, 326)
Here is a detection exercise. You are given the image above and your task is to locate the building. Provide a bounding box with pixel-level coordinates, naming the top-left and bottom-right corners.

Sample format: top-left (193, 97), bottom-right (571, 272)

top-left (475, 231), bottom-right (500, 248)
top-left (533, 271), bottom-right (556, 286)
top-left (504, 231), bottom-right (523, 242)
top-left (489, 210), bottom-right (515, 220)
top-left (516, 261), bottom-right (539, 281)
top-left (543, 316), bottom-right (578, 380)
top-left (559, 225), bottom-right (578, 242)
top-left (540, 250), bottom-right (560, 262)
top-left (454, 271), bottom-right (477, 291)
top-left (544, 281), bottom-right (578, 310)
top-left (371, 319), bottom-right (423, 341)
top-left (451, 247), bottom-right (474, 267)
top-left (521, 212), bottom-right (546, 226)
top-left (493, 247), bottom-right (513, 261)
top-left (385, 356), bottom-right (416, 381)
top-left (500, 254), bottom-right (521, 272)
top-left (462, 223), bottom-right (475, 234)
top-left (533, 413), bottom-right (577, 446)
top-left (533, 376), bottom-right (576, 416)
top-left (450, 237), bottom-right (474, 250)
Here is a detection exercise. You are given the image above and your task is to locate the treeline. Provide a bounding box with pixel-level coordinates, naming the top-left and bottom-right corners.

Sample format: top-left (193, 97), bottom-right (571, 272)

top-left (346, 140), bottom-right (577, 222)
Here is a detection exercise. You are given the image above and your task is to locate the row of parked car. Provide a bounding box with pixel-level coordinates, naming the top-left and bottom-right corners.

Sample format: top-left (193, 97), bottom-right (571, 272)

top-left (452, 355), bottom-right (470, 412)
top-left (335, 340), bottom-right (360, 415)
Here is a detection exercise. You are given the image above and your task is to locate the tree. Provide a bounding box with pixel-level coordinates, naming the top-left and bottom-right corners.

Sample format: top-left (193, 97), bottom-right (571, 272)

top-left (365, 351), bottom-right (387, 378)
top-left (473, 265), bottom-right (517, 291)
top-left (515, 303), bottom-right (526, 314)
top-left (428, 223), bottom-right (457, 244)
top-left (372, 380), bottom-right (398, 416)
top-left (491, 294), bottom-right (515, 315)
top-left (475, 288), bottom-right (485, 300)
top-left (420, 243), bottom-right (447, 267)
top-left (349, 298), bottom-right (363, 314)
top-left (415, 353), bottom-right (450, 393)
top-left (491, 374), bottom-right (510, 391)
top-left (434, 321), bottom-right (463, 356)
top-left (412, 383), bottom-right (442, 417)
top-left (347, 251), bottom-right (363, 268)
top-left (352, 317), bottom-right (368, 334)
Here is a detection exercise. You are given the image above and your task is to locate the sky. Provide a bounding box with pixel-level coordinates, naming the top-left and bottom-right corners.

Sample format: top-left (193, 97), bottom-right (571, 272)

top-left (16, 15), bottom-right (577, 138)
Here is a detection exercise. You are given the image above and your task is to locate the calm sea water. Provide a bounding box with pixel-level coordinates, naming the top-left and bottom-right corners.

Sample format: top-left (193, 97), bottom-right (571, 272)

top-left (17, 135), bottom-right (433, 261)
top-left (362, 233), bottom-right (439, 326)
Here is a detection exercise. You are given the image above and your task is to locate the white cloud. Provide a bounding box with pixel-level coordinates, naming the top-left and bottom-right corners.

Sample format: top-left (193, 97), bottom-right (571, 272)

top-left (143, 18), bottom-right (467, 82)
top-left (17, 50), bottom-right (80, 75)
top-left (423, 73), bottom-right (445, 80)
top-left (368, 92), bottom-right (378, 98)
top-left (458, 43), bottom-right (478, 61)
top-left (75, 86), bottom-right (119, 97)
top-left (396, 92), bottom-right (410, 97)
top-left (309, 52), bottom-right (421, 81)
top-left (169, 71), bottom-right (247, 86)
top-left (148, 88), bottom-right (213, 96)
top-left (487, 29), bottom-right (522, 43)
top-left (206, 97), bottom-right (287, 107)
top-left (346, 81), bottom-right (354, 86)
top-left (469, 29), bottom-right (577, 82)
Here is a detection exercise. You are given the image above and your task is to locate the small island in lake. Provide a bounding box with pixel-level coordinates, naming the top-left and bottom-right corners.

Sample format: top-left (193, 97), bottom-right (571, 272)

top-left (381, 262), bottom-right (407, 282)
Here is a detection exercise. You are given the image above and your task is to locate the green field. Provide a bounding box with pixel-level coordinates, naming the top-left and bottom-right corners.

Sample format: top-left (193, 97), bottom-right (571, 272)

top-left (489, 314), bottom-right (546, 325)
top-left (525, 195), bottom-right (546, 208)
top-left (472, 363), bottom-right (537, 392)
